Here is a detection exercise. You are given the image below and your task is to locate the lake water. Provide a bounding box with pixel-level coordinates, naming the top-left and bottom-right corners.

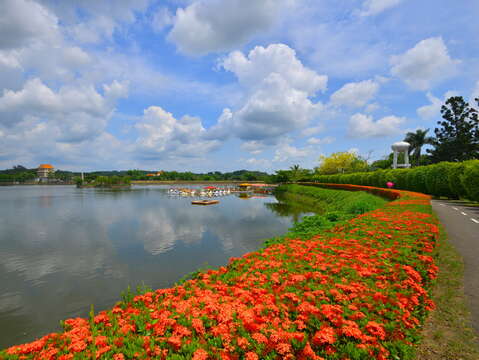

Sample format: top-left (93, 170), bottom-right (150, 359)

top-left (0, 185), bottom-right (312, 348)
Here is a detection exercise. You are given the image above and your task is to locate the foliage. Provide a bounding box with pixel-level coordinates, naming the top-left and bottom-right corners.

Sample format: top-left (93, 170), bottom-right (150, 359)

top-left (317, 151), bottom-right (369, 175)
top-left (1, 186), bottom-right (439, 360)
top-left (427, 96), bottom-right (479, 162)
top-left (446, 162), bottom-right (468, 199)
top-left (311, 160), bottom-right (479, 201)
top-left (0, 166), bottom-right (274, 184)
top-left (274, 184), bottom-right (386, 217)
top-left (126, 169), bottom-right (272, 182)
top-left (404, 129), bottom-right (434, 166)
top-left (424, 163), bottom-right (455, 198)
top-left (270, 167), bottom-right (313, 183)
top-left (460, 161), bottom-right (479, 202)
top-left (0, 165), bottom-right (37, 183)
top-left (289, 165), bottom-right (313, 182)
top-left (0, 171), bottom-right (36, 183)
top-left (74, 177), bottom-right (83, 187)
top-left (93, 176), bottom-right (131, 187)
top-left (370, 158), bottom-right (393, 170)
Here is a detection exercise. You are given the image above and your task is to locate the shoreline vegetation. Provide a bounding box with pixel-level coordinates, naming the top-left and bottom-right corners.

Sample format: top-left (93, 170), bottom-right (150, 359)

top-left (76, 176), bottom-right (131, 189)
top-left (308, 159), bottom-right (479, 203)
top-left (2, 184), bottom-right (454, 359)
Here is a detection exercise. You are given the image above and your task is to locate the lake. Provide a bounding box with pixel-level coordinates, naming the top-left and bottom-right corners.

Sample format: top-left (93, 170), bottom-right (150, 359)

top-left (0, 185), bottom-right (312, 348)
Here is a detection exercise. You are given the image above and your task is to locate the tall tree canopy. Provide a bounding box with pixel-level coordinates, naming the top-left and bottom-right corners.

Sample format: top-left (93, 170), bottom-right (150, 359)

top-left (427, 96), bottom-right (479, 162)
top-left (317, 152), bottom-right (368, 175)
top-left (404, 129), bottom-right (434, 165)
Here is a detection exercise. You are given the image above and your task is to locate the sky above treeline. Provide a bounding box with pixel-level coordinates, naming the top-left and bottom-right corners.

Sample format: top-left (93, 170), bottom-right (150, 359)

top-left (0, 0), bottom-right (478, 172)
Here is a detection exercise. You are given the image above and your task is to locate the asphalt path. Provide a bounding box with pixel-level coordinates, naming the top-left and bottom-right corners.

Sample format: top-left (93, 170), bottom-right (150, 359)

top-left (431, 200), bottom-right (479, 334)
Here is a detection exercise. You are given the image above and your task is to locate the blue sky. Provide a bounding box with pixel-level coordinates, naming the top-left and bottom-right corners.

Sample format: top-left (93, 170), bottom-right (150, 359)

top-left (0, 0), bottom-right (478, 172)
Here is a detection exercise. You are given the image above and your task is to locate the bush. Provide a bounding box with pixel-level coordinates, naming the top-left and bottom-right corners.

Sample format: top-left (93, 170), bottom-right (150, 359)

top-left (447, 161), bottom-right (471, 199)
top-left (395, 168), bottom-right (410, 189)
top-left (408, 167), bottom-right (429, 194)
top-left (425, 163), bottom-right (455, 198)
top-left (461, 161), bottom-right (479, 202)
top-left (308, 160), bottom-right (479, 201)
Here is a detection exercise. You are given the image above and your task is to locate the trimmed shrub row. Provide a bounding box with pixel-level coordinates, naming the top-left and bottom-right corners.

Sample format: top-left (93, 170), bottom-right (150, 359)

top-left (308, 160), bottom-right (479, 201)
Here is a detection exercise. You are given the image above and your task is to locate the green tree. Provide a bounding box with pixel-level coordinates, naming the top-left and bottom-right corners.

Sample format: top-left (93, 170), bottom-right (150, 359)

top-left (317, 152), bottom-right (368, 175)
top-left (404, 129), bottom-right (434, 165)
top-left (289, 164), bottom-right (301, 181)
top-left (126, 170), bottom-right (145, 179)
top-left (272, 170), bottom-right (292, 183)
top-left (427, 96), bottom-right (479, 162)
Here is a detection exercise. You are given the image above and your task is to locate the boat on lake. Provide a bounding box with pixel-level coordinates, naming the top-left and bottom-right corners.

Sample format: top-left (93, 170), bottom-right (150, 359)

top-left (191, 199), bottom-right (220, 205)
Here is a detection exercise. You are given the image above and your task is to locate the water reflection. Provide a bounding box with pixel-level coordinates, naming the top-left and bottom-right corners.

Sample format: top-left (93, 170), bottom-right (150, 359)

top-left (0, 185), bottom-right (314, 348)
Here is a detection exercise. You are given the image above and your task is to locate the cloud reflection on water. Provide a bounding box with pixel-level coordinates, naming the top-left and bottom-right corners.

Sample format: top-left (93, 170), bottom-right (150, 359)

top-left (0, 185), bottom-right (303, 348)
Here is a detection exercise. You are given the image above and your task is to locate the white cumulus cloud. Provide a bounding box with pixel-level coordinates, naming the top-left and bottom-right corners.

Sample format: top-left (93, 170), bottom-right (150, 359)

top-left (390, 37), bottom-right (460, 90)
top-left (348, 113), bottom-right (405, 137)
top-left (330, 79), bottom-right (379, 108)
top-left (221, 44), bottom-right (327, 96)
top-left (215, 44), bottom-right (327, 144)
top-left (0, 78), bottom-right (128, 142)
top-left (168, 0), bottom-right (291, 55)
top-left (273, 144), bottom-right (311, 163)
top-left (134, 106), bottom-right (220, 160)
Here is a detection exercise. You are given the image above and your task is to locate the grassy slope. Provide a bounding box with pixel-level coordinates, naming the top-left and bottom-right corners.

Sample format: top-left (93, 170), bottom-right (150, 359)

top-left (274, 184), bottom-right (387, 215)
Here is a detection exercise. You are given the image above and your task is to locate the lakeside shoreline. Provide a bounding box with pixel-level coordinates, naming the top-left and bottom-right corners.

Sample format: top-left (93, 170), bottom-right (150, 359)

top-left (3, 185), bottom-right (436, 359)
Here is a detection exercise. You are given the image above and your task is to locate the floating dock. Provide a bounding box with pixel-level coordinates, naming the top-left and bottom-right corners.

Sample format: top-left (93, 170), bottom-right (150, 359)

top-left (191, 200), bottom-right (220, 205)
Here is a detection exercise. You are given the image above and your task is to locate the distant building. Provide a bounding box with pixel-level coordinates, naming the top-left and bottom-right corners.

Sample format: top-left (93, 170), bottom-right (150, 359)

top-left (146, 171), bottom-right (163, 177)
top-left (37, 164), bottom-right (54, 179)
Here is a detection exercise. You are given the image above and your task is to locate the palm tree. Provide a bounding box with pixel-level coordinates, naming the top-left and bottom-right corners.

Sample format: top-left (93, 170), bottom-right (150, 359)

top-left (289, 164), bottom-right (301, 181)
top-left (404, 129), bottom-right (434, 165)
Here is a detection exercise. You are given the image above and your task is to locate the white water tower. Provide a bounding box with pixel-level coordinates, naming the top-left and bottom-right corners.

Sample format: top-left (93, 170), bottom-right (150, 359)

top-left (391, 141), bottom-right (411, 169)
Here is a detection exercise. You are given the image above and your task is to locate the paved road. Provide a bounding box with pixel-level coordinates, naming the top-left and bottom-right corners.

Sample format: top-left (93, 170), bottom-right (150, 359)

top-left (431, 200), bottom-right (479, 333)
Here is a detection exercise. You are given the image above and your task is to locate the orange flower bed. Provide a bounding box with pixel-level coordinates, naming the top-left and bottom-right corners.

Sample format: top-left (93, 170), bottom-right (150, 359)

top-left (2, 185), bottom-right (438, 360)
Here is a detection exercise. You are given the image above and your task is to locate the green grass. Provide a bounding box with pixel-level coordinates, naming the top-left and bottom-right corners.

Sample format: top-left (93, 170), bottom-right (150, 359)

top-left (274, 184), bottom-right (388, 214)
top-left (263, 184), bottom-right (388, 245)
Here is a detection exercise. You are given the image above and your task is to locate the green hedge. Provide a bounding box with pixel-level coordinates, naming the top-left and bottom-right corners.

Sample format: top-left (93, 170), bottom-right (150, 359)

top-left (308, 160), bottom-right (479, 201)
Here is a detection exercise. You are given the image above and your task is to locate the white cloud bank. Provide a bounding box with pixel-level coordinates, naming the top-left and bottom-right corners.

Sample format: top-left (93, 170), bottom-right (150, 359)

top-left (391, 37), bottom-right (460, 90)
top-left (0, 78), bottom-right (127, 141)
